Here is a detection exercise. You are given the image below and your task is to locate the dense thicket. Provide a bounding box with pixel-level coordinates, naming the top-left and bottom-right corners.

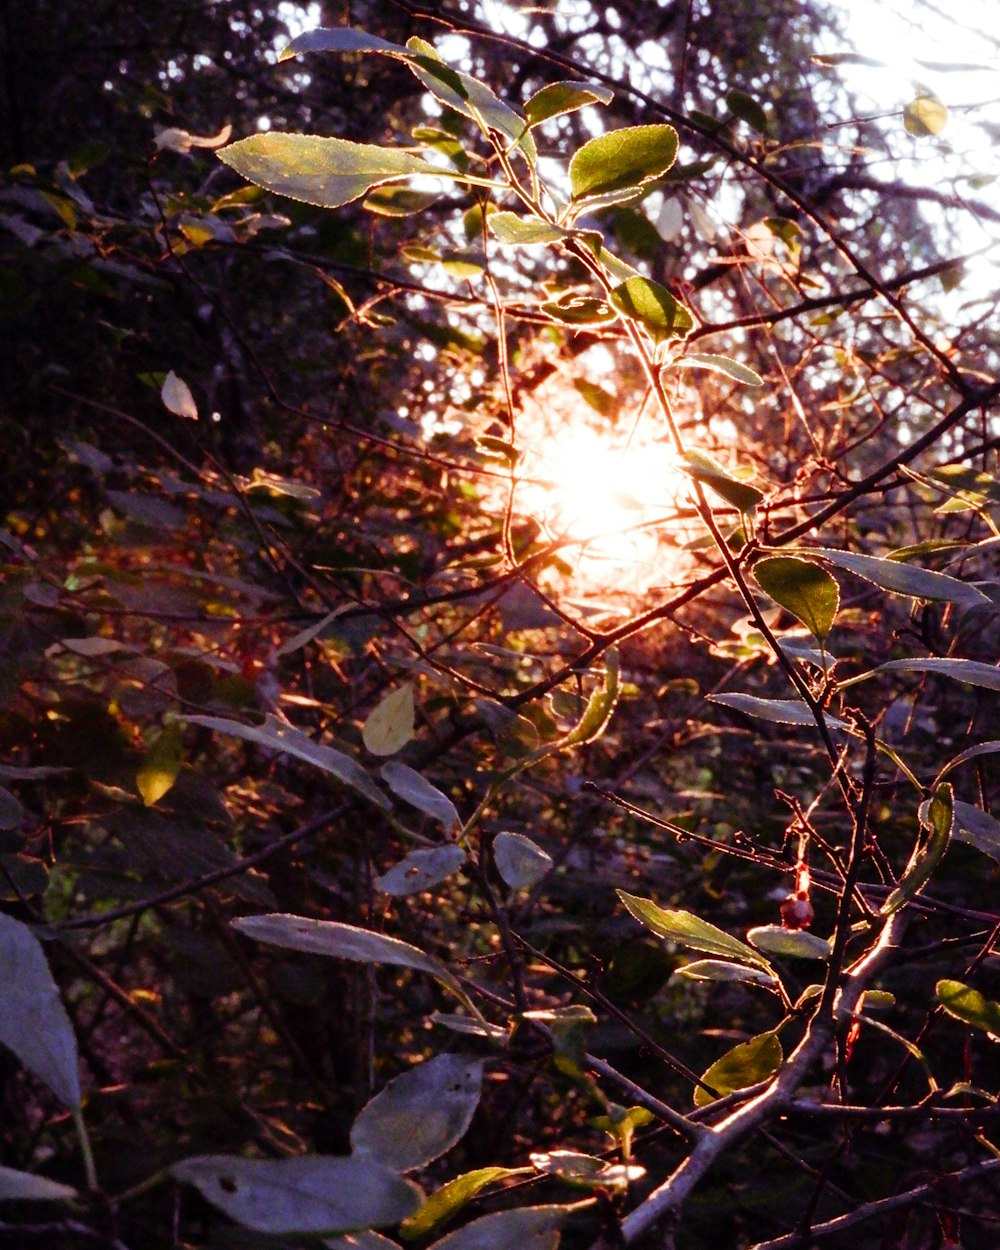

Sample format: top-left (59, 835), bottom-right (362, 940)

top-left (1, 2), bottom-right (999, 1248)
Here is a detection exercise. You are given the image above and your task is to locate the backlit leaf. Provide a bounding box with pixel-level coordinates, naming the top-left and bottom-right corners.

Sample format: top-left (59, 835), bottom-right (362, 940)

top-left (952, 801), bottom-right (1000, 862)
top-left (363, 684), bottom-right (416, 756)
top-left (172, 1154), bottom-right (421, 1234)
top-left (684, 450), bottom-right (762, 513)
top-left (375, 846), bottom-right (467, 896)
top-left (136, 721), bottom-right (184, 807)
top-left (709, 693), bottom-right (846, 729)
top-left (677, 353), bottom-right (763, 386)
top-left (694, 1031), bottom-right (782, 1107)
top-left (525, 81), bottom-right (614, 126)
top-left (351, 1054), bottom-right (483, 1172)
top-left (569, 124), bottom-right (678, 202)
top-left (673, 959), bottom-right (779, 988)
top-left (904, 93), bottom-right (948, 136)
top-left (936, 980), bottom-right (1000, 1040)
top-left (609, 276), bottom-right (693, 343)
top-left (863, 658), bottom-right (1000, 692)
top-left (618, 891), bottom-right (770, 969)
top-left (753, 556), bottom-right (839, 642)
top-left (493, 831), bottom-right (553, 890)
top-left (401, 1168), bottom-right (518, 1241)
top-left (806, 548), bottom-right (989, 607)
top-left (0, 913), bottom-right (81, 1108)
top-left (747, 926), bottom-right (832, 960)
top-left (881, 783), bottom-right (953, 915)
top-left (488, 213), bottom-right (568, 246)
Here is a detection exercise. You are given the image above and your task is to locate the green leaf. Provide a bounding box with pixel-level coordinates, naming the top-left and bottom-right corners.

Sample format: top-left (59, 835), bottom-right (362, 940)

top-left (0, 1166), bottom-right (77, 1202)
top-left (529, 1151), bottom-right (643, 1190)
top-left (726, 89), bottom-right (769, 135)
top-left (904, 93), bottom-right (948, 136)
top-left (609, 276), bottom-right (694, 343)
top-left (493, 832), bottom-right (553, 890)
top-left (364, 186), bottom-right (442, 217)
top-left (525, 82), bottom-right (614, 126)
top-left (487, 213), bottom-right (568, 246)
top-left (618, 891), bottom-right (771, 969)
top-left (572, 378), bottom-right (617, 416)
top-left (351, 1054), bottom-right (483, 1172)
top-left (218, 134), bottom-right (446, 211)
top-left (673, 960), bottom-right (779, 988)
top-left (564, 649), bottom-right (620, 746)
top-left (936, 980), bottom-right (1000, 1040)
top-left (380, 762), bottom-right (462, 832)
top-left (400, 1169), bottom-right (519, 1241)
top-left (807, 548), bottom-right (989, 607)
top-left (881, 783), bottom-right (953, 916)
top-left (676, 354), bottom-right (763, 386)
top-left (0, 913), bottom-right (81, 1108)
top-left (184, 713), bottom-right (390, 810)
top-left (753, 556), bottom-right (839, 643)
top-left (746, 926), bottom-right (832, 960)
top-left (136, 721), bottom-right (184, 807)
top-left (540, 294), bottom-right (616, 326)
top-left (375, 846), bottom-right (467, 896)
top-left (569, 124), bottom-right (678, 202)
top-left (232, 914), bottom-right (466, 1000)
top-left (172, 1154), bottom-right (422, 1235)
top-left (363, 684), bottom-right (416, 756)
top-left (683, 450), bottom-right (762, 513)
top-left (694, 1031), bottom-right (782, 1107)
top-left (427, 1205), bottom-right (567, 1250)
top-left (709, 693), bottom-right (847, 730)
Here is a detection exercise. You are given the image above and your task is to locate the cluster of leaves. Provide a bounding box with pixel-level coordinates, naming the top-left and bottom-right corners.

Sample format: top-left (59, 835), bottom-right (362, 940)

top-left (2, 2), bottom-right (1000, 1249)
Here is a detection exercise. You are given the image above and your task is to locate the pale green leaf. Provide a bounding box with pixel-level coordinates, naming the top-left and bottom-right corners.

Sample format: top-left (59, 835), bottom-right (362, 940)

top-left (709, 693), bottom-right (847, 730)
top-left (363, 684), bottom-right (416, 757)
top-left (569, 124), bottom-right (678, 202)
top-left (136, 721), bottom-right (184, 807)
top-left (952, 800), bottom-right (1000, 862)
top-left (618, 891), bottom-right (770, 969)
top-left (865, 658), bottom-right (1000, 692)
top-left (375, 846), bottom-right (467, 897)
top-left (525, 82), bottom-right (614, 127)
top-left (694, 1031), bottom-right (782, 1107)
top-left (673, 959), bottom-right (779, 988)
top-left (684, 450), bottom-right (762, 513)
top-left (493, 832), bottom-right (553, 890)
top-left (936, 980), bottom-right (1000, 1040)
top-left (882, 782), bottom-right (953, 915)
top-left (172, 1154), bottom-right (421, 1234)
top-left (0, 914), bottom-right (80, 1108)
top-left (747, 925), bottom-right (832, 960)
top-left (753, 556), bottom-right (839, 642)
top-left (487, 213), bottom-right (568, 246)
top-left (219, 134), bottom-right (444, 211)
top-left (401, 1169), bottom-right (518, 1241)
top-left (351, 1054), bottom-right (483, 1172)
top-left (676, 354), bottom-right (763, 386)
top-left (564, 649), bottom-right (619, 746)
top-left (807, 548), bottom-right (989, 607)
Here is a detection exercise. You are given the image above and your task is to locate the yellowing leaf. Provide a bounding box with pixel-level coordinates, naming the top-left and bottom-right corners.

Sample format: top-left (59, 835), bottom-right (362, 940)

top-left (136, 722), bottom-right (184, 807)
top-left (904, 93), bottom-right (948, 136)
top-left (694, 1030), bottom-right (783, 1106)
top-left (363, 684), bottom-right (416, 756)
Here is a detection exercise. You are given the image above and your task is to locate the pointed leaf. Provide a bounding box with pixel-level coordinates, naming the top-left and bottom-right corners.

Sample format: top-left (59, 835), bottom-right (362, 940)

top-left (569, 124), bottom-right (678, 202)
top-left (0, 1166), bottom-right (77, 1202)
top-left (488, 213), bottom-right (568, 246)
top-left (709, 693), bottom-right (847, 730)
top-left (0, 914), bottom-right (80, 1108)
top-left (618, 891), bottom-right (770, 969)
top-left (380, 762), bottom-right (461, 832)
top-left (185, 713), bottom-right (389, 809)
top-left (936, 980), bottom-right (1000, 1041)
top-left (493, 832), bottom-right (553, 890)
top-left (609, 276), bottom-right (693, 343)
top-left (540, 295), bottom-right (616, 326)
top-left (428, 1206), bottom-right (567, 1250)
top-left (677, 354), bottom-right (763, 386)
top-left (952, 801), bottom-right (1000, 862)
top-left (233, 914), bottom-right (464, 998)
top-left (881, 783), bottom-right (953, 916)
top-left (525, 82), bottom-right (614, 127)
top-left (673, 959), bottom-right (779, 988)
top-left (726, 89), bottom-right (769, 134)
top-left (363, 684), bottom-right (416, 757)
top-left (753, 556), bottom-right (839, 642)
top-left (137, 721), bottom-right (184, 807)
top-left (351, 1054), bottom-right (483, 1172)
top-left (401, 1168), bottom-right (518, 1241)
top-left (747, 926), bottom-right (832, 960)
top-left (172, 1154), bottom-right (421, 1234)
top-left (684, 449), bottom-right (762, 513)
top-left (694, 1031), bottom-right (782, 1107)
top-left (279, 26), bottom-right (409, 61)
top-left (161, 371), bottom-right (198, 420)
top-left (375, 846), bottom-right (467, 896)
top-left (219, 134), bottom-right (445, 211)
top-left (865, 658), bottom-right (1000, 692)
top-left (806, 548), bottom-right (989, 607)
top-left (563, 649), bottom-right (620, 746)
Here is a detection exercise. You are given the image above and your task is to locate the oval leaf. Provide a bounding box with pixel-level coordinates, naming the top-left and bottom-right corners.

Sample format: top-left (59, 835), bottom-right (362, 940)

top-left (609, 276), bottom-right (693, 343)
top-left (493, 832), bottom-right (553, 890)
top-left (363, 684), bottom-right (416, 757)
top-left (753, 556), bottom-right (839, 642)
top-left (618, 891), bottom-right (770, 969)
top-left (401, 1168), bottom-right (517, 1241)
top-left (172, 1154), bottom-right (421, 1234)
top-left (351, 1054), bottom-right (483, 1172)
top-left (219, 134), bottom-right (444, 211)
top-left (904, 93), bottom-right (948, 136)
top-left (726, 88), bottom-right (769, 134)
top-left (137, 721), bottom-right (184, 807)
top-left (806, 548), bottom-right (989, 607)
top-left (747, 925), bottom-right (832, 960)
top-left (677, 354), bottom-right (763, 386)
top-left (232, 914), bottom-right (464, 998)
top-left (428, 1205), bottom-right (567, 1250)
top-left (380, 762), bottom-right (461, 832)
top-left (375, 846), bottom-right (467, 897)
top-left (709, 693), bottom-right (846, 730)
top-left (525, 82), bottom-right (614, 126)
top-left (673, 959), bottom-right (779, 988)
top-left (0, 913), bottom-right (81, 1108)
top-left (161, 371), bottom-right (198, 420)
top-left (936, 980), bottom-right (1000, 1041)
top-left (0, 1165), bottom-right (77, 1202)
top-left (185, 713), bottom-right (390, 810)
top-left (569, 124), bottom-right (678, 202)
top-left (694, 1030), bottom-right (783, 1107)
